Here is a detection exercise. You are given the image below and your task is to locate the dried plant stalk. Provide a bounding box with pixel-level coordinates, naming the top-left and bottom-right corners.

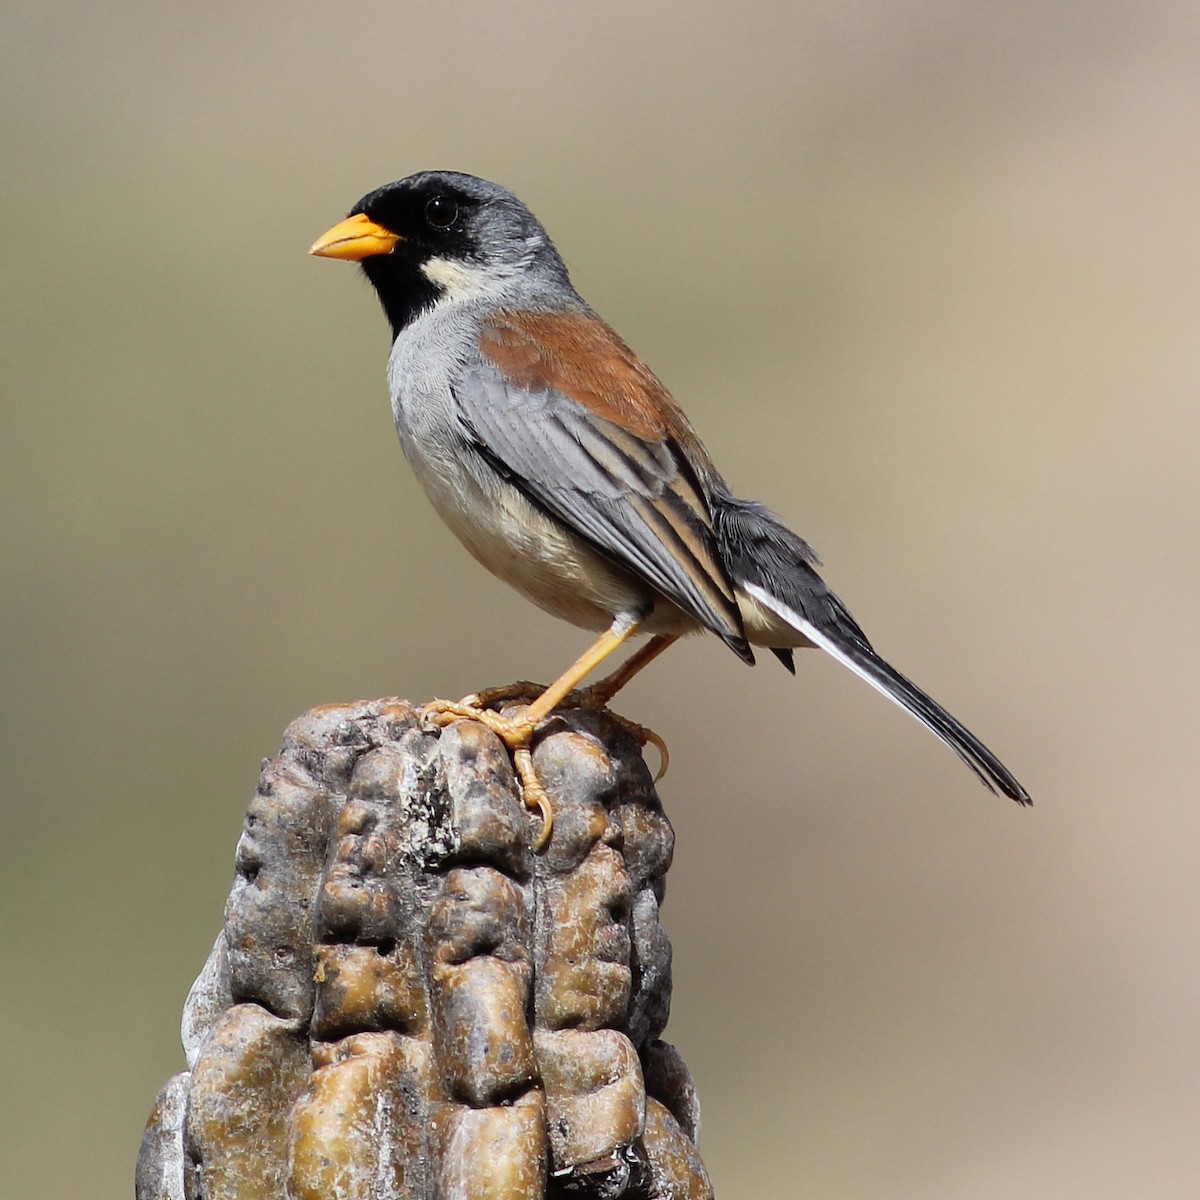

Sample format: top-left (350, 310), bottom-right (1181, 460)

top-left (137, 699), bottom-right (712, 1200)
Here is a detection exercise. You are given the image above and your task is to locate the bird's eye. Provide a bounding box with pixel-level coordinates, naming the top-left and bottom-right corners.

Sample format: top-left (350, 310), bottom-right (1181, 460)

top-left (425, 195), bottom-right (459, 229)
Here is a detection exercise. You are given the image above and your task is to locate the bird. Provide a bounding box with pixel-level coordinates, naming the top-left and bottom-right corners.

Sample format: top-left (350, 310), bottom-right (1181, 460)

top-left (310, 170), bottom-right (1030, 843)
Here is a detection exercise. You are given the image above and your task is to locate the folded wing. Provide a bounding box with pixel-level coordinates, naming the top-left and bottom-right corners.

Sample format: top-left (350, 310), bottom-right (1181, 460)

top-left (456, 309), bottom-right (751, 659)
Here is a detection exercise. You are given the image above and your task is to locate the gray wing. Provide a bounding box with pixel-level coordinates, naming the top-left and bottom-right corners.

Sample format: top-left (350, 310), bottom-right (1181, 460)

top-left (454, 363), bottom-right (751, 658)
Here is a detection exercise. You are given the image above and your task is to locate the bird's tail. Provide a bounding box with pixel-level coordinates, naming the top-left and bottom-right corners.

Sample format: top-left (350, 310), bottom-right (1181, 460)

top-left (714, 494), bottom-right (1031, 806)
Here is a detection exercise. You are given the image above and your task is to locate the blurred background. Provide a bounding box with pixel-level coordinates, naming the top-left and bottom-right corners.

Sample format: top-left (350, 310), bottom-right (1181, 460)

top-left (3, 1), bottom-right (1198, 1196)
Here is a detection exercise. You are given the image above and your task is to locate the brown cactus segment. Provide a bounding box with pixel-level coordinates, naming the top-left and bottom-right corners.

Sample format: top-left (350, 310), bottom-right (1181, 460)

top-left (183, 1005), bottom-right (310, 1200)
top-left (138, 698), bottom-right (712, 1199)
top-left (288, 1032), bottom-right (433, 1200)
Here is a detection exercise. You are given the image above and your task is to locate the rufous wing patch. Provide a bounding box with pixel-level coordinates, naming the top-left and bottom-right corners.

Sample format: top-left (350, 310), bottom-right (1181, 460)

top-left (480, 310), bottom-right (709, 456)
top-left (478, 309), bottom-right (746, 642)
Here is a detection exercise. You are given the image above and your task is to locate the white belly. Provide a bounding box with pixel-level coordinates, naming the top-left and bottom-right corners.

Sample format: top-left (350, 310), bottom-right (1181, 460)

top-left (385, 308), bottom-right (703, 640)
top-left (411, 445), bottom-right (660, 631)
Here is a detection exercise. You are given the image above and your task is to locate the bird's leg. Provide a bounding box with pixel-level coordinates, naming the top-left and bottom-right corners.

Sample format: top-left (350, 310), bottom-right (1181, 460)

top-left (461, 635), bottom-right (677, 721)
top-left (422, 617), bottom-right (643, 849)
top-left (574, 634), bottom-right (679, 707)
top-left (521, 618), bottom-right (643, 724)
top-left (570, 634), bottom-right (679, 780)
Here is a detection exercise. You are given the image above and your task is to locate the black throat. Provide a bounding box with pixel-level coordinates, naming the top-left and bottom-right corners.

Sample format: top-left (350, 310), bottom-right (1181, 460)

top-left (359, 254), bottom-right (443, 340)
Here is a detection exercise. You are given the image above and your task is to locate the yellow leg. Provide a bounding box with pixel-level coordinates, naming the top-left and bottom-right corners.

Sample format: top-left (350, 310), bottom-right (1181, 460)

top-left (522, 621), bottom-right (643, 723)
top-left (577, 634), bottom-right (679, 707)
top-left (423, 619), bottom-right (644, 850)
top-left (462, 634), bottom-right (677, 720)
top-left (572, 634), bottom-right (678, 781)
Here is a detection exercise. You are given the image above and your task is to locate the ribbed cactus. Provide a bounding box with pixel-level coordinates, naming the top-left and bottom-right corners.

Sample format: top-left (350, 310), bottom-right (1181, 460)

top-left (137, 699), bottom-right (711, 1200)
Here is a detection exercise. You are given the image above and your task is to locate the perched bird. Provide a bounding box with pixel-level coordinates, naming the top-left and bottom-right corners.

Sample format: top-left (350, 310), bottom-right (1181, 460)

top-left (311, 171), bottom-right (1030, 839)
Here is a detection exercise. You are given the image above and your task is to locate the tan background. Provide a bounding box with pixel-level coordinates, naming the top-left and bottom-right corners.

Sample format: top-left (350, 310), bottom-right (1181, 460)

top-left (3, 2), bottom-right (1197, 1196)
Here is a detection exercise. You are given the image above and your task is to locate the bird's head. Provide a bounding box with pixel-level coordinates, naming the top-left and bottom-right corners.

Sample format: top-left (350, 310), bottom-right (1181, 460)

top-left (310, 171), bottom-right (571, 337)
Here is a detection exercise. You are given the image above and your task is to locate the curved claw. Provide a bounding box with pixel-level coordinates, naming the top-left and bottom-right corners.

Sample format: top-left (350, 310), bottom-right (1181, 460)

top-left (420, 698), bottom-right (478, 732)
top-left (614, 717), bottom-right (669, 782)
top-left (420, 698), bottom-right (535, 747)
top-left (566, 691), bottom-right (670, 785)
top-left (421, 697), bottom-right (553, 852)
top-left (644, 726), bottom-right (670, 782)
top-left (513, 747), bottom-right (554, 851)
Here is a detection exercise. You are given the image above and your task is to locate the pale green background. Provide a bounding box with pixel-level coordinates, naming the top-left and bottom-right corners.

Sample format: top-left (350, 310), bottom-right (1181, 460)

top-left (3, 3), bottom-right (1197, 1197)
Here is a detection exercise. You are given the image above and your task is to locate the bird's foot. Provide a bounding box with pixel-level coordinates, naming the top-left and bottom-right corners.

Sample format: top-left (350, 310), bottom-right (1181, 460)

top-left (421, 697), bottom-right (554, 851)
top-left (421, 672), bottom-right (669, 850)
top-left (565, 685), bottom-right (670, 783)
top-left (455, 681), bottom-right (546, 710)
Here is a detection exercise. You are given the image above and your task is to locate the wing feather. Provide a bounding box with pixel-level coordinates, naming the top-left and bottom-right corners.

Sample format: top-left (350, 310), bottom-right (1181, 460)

top-left (456, 309), bottom-right (750, 657)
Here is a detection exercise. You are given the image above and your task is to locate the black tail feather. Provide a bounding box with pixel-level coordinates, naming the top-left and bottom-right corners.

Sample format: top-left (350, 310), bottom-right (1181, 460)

top-left (823, 629), bottom-right (1032, 806)
top-left (714, 491), bottom-right (1031, 806)
top-left (770, 647), bottom-right (797, 674)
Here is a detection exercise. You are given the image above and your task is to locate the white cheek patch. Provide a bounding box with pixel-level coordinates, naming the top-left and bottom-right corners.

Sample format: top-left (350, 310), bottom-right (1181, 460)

top-left (420, 256), bottom-right (495, 302)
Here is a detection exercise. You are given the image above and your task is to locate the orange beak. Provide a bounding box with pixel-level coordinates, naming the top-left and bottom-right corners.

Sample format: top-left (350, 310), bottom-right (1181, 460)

top-left (309, 212), bottom-right (402, 261)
